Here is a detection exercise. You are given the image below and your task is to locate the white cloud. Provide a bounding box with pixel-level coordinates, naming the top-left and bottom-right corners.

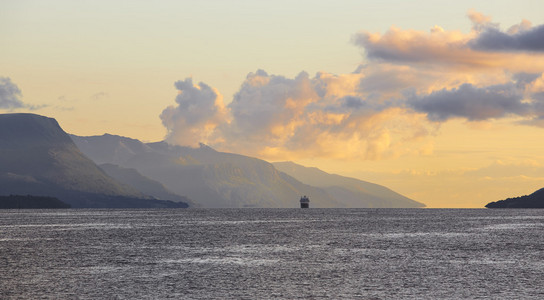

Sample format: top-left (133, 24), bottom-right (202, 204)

top-left (0, 77), bottom-right (24, 110)
top-left (160, 78), bottom-right (227, 147)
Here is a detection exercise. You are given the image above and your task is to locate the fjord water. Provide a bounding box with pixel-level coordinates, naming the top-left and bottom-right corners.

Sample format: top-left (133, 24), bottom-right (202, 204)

top-left (1, 209), bottom-right (543, 299)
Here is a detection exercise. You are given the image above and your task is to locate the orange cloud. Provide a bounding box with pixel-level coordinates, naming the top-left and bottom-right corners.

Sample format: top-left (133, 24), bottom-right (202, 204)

top-left (352, 12), bottom-right (544, 73)
top-left (190, 69), bottom-right (437, 161)
top-left (160, 11), bottom-right (544, 161)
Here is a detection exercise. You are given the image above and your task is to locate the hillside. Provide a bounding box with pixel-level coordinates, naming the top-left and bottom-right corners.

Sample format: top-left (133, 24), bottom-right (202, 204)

top-left (73, 135), bottom-right (341, 208)
top-left (0, 113), bottom-right (188, 208)
top-left (72, 134), bottom-right (421, 208)
top-left (486, 188), bottom-right (544, 208)
top-left (273, 161), bottom-right (425, 208)
top-left (99, 163), bottom-right (195, 206)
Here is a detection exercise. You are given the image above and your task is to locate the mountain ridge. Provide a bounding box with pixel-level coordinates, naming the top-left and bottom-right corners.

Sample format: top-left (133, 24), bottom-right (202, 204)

top-left (273, 161), bottom-right (425, 208)
top-left (486, 188), bottom-right (544, 208)
top-left (0, 113), bottom-right (188, 208)
top-left (72, 135), bottom-right (343, 207)
top-left (99, 163), bottom-right (195, 206)
top-left (72, 133), bottom-right (423, 208)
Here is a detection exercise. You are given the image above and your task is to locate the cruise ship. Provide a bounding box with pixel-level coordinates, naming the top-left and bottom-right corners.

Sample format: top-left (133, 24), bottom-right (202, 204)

top-left (300, 195), bottom-right (310, 208)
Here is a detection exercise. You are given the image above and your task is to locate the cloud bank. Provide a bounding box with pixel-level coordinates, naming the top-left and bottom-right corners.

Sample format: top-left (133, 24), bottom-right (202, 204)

top-left (160, 12), bottom-right (544, 160)
top-left (470, 23), bottom-right (544, 52)
top-left (408, 83), bottom-right (529, 121)
top-left (161, 69), bottom-right (433, 160)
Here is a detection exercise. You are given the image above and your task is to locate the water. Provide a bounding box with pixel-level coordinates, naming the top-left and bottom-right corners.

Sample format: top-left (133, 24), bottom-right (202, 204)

top-left (1, 209), bottom-right (543, 299)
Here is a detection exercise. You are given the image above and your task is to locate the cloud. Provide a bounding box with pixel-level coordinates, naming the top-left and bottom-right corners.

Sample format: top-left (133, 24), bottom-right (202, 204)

top-left (351, 12), bottom-right (544, 72)
top-left (159, 11), bottom-right (544, 161)
top-left (467, 10), bottom-right (497, 32)
top-left (160, 78), bottom-right (227, 147)
top-left (349, 12), bottom-right (544, 125)
top-left (223, 70), bottom-right (319, 144)
top-left (358, 64), bottom-right (417, 94)
top-left (470, 23), bottom-right (544, 52)
top-left (0, 77), bottom-right (24, 110)
top-left (352, 26), bottom-right (476, 65)
top-left (408, 83), bottom-right (530, 121)
top-left (162, 70), bottom-right (435, 160)
top-left (0, 77), bottom-right (44, 111)
top-left (512, 72), bottom-right (541, 87)
top-left (91, 92), bottom-right (108, 101)
top-left (520, 115), bottom-right (544, 127)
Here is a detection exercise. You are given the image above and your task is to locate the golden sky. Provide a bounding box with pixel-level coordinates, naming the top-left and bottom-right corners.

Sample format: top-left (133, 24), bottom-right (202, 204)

top-left (1, 1), bottom-right (544, 208)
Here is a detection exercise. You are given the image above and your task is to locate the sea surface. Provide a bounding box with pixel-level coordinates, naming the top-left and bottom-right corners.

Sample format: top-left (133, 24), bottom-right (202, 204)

top-left (1, 208), bottom-right (543, 299)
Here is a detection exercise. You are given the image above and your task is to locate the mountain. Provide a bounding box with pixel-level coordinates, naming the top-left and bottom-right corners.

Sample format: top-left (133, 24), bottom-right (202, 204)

top-left (72, 134), bottom-right (342, 208)
top-left (72, 133), bottom-right (422, 208)
top-left (0, 113), bottom-right (187, 208)
top-left (486, 188), bottom-right (544, 208)
top-left (99, 163), bottom-right (195, 206)
top-left (273, 161), bottom-right (425, 208)
top-left (70, 133), bottom-right (153, 165)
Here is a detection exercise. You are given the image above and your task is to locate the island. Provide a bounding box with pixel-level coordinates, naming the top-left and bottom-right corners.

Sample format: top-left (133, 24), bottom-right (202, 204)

top-left (485, 188), bottom-right (544, 208)
top-left (0, 195), bottom-right (71, 209)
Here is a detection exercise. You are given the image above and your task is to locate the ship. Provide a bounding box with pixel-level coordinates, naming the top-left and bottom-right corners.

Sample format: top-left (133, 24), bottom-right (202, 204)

top-left (300, 195), bottom-right (310, 208)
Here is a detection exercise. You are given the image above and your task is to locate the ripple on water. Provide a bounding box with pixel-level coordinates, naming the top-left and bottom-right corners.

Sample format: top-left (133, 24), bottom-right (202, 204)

top-left (1, 208), bottom-right (543, 299)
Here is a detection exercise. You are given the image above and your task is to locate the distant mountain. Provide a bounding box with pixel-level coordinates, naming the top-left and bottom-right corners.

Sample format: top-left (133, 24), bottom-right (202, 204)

top-left (273, 161), bottom-right (425, 208)
top-left (71, 134), bottom-right (153, 166)
top-left (0, 113), bottom-right (187, 208)
top-left (99, 163), bottom-right (195, 207)
top-left (486, 188), bottom-right (544, 208)
top-left (72, 134), bottom-right (422, 208)
top-left (73, 135), bottom-right (342, 208)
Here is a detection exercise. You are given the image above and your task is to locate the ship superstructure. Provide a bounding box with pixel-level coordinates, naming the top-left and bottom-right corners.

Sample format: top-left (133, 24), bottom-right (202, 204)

top-left (300, 195), bottom-right (310, 208)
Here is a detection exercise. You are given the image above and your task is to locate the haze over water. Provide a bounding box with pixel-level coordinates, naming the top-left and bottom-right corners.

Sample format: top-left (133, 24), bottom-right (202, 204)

top-left (1, 208), bottom-right (543, 299)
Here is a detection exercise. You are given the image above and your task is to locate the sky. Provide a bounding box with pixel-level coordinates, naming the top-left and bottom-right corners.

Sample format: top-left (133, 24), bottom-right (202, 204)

top-left (2, 0), bottom-right (544, 208)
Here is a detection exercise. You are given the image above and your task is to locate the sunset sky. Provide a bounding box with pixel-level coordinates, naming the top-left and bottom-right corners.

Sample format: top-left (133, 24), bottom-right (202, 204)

top-left (2, 0), bottom-right (544, 208)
